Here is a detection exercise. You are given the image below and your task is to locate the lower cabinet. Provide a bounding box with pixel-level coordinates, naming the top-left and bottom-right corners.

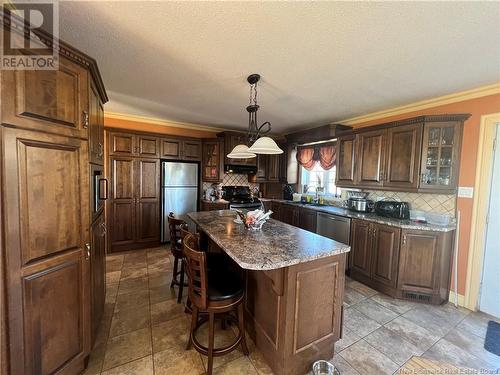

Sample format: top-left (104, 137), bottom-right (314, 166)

top-left (90, 214), bottom-right (106, 344)
top-left (350, 219), bottom-right (372, 278)
top-left (297, 208), bottom-right (317, 232)
top-left (201, 200), bottom-right (229, 211)
top-left (268, 202), bottom-right (316, 232)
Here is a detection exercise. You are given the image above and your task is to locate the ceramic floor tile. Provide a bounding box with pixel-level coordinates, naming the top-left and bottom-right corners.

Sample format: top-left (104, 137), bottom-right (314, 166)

top-left (117, 276), bottom-right (149, 295)
top-left (384, 316), bottom-right (441, 352)
top-left (444, 328), bottom-right (500, 368)
top-left (330, 354), bottom-right (361, 375)
top-left (106, 259), bottom-right (124, 273)
top-left (215, 356), bottom-right (258, 375)
top-left (103, 328), bottom-right (152, 371)
top-left (153, 346), bottom-right (205, 375)
top-left (120, 266), bottom-right (148, 281)
top-left (149, 284), bottom-right (177, 304)
top-left (344, 287), bottom-right (367, 307)
top-left (402, 305), bottom-right (455, 337)
top-left (197, 321), bottom-right (244, 370)
top-left (422, 338), bottom-right (493, 370)
top-left (152, 315), bottom-right (189, 353)
top-left (339, 339), bottom-right (400, 375)
top-left (148, 272), bottom-right (172, 288)
top-left (343, 307), bottom-right (381, 337)
top-left (348, 280), bottom-right (378, 297)
top-left (109, 304), bottom-right (150, 337)
top-left (114, 290), bottom-right (150, 313)
top-left (83, 341), bottom-right (106, 375)
top-left (248, 347), bottom-right (274, 375)
top-left (335, 326), bottom-right (362, 353)
top-left (353, 299), bottom-right (399, 325)
top-left (150, 298), bottom-right (187, 325)
top-left (106, 271), bottom-right (121, 284)
top-left (364, 326), bottom-right (422, 365)
top-left (456, 311), bottom-right (500, 339)
top-left (369, 293), bottom-right (416, 315)
top-left (101, 355), bottom-right (153, 375)
top-left (424, 303), bottom-right (470, 326)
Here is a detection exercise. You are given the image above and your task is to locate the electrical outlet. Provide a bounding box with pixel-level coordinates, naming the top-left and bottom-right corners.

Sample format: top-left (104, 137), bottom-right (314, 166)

top-left (458, 186), bottom-right (474, 198)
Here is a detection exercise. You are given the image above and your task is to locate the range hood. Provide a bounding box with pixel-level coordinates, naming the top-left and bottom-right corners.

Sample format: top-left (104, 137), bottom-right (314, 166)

top-left (224, 164), bottom-right (257, 175)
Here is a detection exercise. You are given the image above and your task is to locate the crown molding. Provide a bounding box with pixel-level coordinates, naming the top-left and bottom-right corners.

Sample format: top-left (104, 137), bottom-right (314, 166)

top-left (104, 111), bottom-right (228, 132)
top-left (338, 83), bottom-right (500, 126)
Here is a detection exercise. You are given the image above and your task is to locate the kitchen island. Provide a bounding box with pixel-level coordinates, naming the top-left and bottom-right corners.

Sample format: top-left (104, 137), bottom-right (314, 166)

top-left (187, 210), bottom-right (350, 375)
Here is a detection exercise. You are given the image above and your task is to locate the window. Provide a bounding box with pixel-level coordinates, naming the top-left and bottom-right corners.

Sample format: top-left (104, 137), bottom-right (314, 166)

top-left (300, 164), bottom-right (341, 196)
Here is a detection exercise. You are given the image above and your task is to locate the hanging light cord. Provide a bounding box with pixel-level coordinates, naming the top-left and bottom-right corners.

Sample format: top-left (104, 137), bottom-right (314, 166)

top-left (247, 78), bottom-right (271, 142)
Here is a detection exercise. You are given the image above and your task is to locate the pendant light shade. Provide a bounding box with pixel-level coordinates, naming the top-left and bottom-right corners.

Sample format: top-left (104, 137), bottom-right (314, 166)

top-left (227, 144), bottom-right (256, 159)
top-left (247, 136), bottom-right (283, 154)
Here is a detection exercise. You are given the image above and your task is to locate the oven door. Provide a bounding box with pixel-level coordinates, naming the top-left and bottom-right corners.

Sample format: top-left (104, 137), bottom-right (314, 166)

top-left (91, 164), bottom-right (108, 220)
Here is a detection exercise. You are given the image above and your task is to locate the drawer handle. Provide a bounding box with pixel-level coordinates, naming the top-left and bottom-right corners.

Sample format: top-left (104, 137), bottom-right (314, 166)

top-left (82, 111), bottom-right (89, 129)
top-left (403, 235), bottom-right (407, 245)
top-left (85, 243), bottom-right (91, 259)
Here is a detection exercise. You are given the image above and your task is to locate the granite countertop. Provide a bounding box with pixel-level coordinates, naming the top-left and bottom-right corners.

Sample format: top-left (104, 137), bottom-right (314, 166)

top-left (187, 210), bottom-right (350, 271)
top-left (201, 199), bottom-right (229, 204)
top-left (260, 199), bottom-right (456, 232)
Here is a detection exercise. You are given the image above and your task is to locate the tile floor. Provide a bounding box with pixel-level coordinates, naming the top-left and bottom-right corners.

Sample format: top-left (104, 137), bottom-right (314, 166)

top-left (85, 247), bottom-right (500, 375)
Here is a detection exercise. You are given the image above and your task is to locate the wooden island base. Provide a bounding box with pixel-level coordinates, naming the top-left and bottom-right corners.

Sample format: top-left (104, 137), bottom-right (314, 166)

top-left (244, 254), bottom-right (346, 375)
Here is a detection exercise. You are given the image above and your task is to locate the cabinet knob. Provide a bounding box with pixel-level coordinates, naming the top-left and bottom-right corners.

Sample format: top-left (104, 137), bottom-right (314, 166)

top-left (82, 111), bottom-right (89, 129)
top-left (402, 235), bottom-right (407, 245)
top-left (85, 243), bottom-right (91, 259)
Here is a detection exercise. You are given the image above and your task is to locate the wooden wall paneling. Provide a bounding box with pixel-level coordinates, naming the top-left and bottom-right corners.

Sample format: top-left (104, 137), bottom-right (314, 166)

top-left (1, 57), bottom-right (89, 139)
top-left (1, 127), bottom-right (90, 374)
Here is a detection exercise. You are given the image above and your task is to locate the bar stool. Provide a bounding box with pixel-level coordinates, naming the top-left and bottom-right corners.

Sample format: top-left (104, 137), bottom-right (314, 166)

top-left (183, 233), bottom-right (249, 375)
top-left (167, 212), bottom-right (187, 303)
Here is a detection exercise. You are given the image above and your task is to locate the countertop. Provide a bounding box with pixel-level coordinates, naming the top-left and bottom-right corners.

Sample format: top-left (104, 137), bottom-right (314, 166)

top-left (260, 199), bottom-right (456, 232)
top-left (201, 199), bottom-right (229, 204)
top-left (187, 210), bottom-right (350, 271)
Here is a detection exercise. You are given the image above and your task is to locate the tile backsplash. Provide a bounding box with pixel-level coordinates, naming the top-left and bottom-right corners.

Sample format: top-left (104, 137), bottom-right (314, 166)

top-left (202, 173), bottom-right (259, 193)
top-left (341, 190), bottom-right (456, 216)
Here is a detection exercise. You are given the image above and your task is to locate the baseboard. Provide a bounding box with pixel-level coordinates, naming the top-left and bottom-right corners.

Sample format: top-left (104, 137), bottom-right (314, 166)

top-left (448, 291), bottom-right (466, 307)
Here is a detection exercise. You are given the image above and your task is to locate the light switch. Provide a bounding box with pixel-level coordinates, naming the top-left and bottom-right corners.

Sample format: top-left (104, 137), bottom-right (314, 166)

top-left (458, 186), bottom-right (474, 198)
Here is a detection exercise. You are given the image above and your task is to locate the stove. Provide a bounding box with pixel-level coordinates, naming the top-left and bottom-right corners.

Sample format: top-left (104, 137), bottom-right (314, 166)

top-left (222, 186), bottom-right (262, 210)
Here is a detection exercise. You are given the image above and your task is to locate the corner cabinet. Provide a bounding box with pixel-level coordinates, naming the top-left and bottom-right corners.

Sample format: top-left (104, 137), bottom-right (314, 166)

top-left (335, 115), bottom-right (470, 193)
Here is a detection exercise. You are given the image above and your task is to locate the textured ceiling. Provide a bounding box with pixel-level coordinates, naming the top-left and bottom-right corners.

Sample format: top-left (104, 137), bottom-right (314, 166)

top-left (56, 1), bottom-right (500, 133)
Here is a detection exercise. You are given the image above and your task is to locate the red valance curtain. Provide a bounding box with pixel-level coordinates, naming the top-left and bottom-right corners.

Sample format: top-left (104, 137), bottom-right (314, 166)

top-left (296, 143), bottom-right (336, 171)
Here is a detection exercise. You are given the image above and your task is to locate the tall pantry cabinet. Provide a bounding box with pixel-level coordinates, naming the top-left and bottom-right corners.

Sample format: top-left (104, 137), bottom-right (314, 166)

top-left (0, 16), bottom-right (108, 375)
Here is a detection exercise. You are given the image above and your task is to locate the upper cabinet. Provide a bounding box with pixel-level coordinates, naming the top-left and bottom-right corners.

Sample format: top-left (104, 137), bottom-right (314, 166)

top-left (335, 115), bottom-right (469, 193)
top-left (202, 138), bottom-right (223, 182)
top-left (1, 57), bottom-right (89, 139)
top-left (420, 122), bottom-right (462, 191)
top-left (109, 132), bottom-right (201, 161)
top-left (219, 131), bottom-right (257, 166)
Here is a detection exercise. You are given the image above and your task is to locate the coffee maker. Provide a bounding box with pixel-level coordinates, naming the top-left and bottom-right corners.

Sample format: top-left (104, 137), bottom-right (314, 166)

top-left (283, 184), bottom-right (294, 200)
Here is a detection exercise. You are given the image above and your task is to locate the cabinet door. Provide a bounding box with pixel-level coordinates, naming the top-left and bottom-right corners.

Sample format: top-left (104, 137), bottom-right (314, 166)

top-left (256, 155), bottom-right (268, 182)
top-left (370, 224), bottom-right (401, 288)
top-left (137, 135), bottom-right (160, 158)
top-left (397, 230), bottom-right (440, 296)
top-left (161, 138), bottom-right (182, 159)
top-left (109, 132), bottom-right (136, 156)
top-left (270, 202), bottom-right (282, 222)
top-left (135, 159), bottom-right (160, 243)
top-left (298, 208), bottom-right (317, 232)
top-left (384, 124), bottom-right (422, 189)
top-left (90, 214), bottom-right (106, 344)
top-left (268, 154), bottom-right (280, 182)
top-left (356, 130), bottom-right (386, 187)
top-left (110, 157), bottom-right (136, 249)
top-left (350, 219), bottom-right (372, 277)
top-left (336, 135), bottom-right (356, 186)
top-left (2, 128), bottom-right (90, 374)
top-left (280, 204), bottom-right (297, 226)
top-left (89, 80), bottom-right (104, 165)
top-left (420, 122), bottom-right (462, 192)
top-left (202, 139), bottom-right (221, 182)
top-left (183, 140), bottom-right (202, 161)
top-left (1, 56), bottom-right (89, 139)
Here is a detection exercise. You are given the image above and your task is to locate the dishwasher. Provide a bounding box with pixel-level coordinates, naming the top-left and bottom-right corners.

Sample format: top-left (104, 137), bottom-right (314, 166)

top-left (316, 212), bottom-right (351, 245)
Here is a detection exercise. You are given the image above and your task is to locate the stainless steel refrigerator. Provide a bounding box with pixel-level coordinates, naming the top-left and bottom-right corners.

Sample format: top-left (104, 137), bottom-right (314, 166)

top-left (160, 161), bottom-right (199, 242)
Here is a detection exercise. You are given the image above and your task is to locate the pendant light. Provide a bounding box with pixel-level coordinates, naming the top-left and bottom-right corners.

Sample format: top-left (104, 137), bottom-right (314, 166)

top-left (227, 74), bottom-right (283, 158)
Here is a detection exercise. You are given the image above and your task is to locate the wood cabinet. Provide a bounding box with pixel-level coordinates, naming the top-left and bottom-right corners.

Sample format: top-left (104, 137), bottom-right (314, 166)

top-left (219, 131), bottom-right (257, 166)
top-left (90, 214), bottom-right (106, 344)
top-left (356, 129), bottom-right (386, 187)
top-left (255, 155), bottom-right (268, 182)
top-left (201, 200), bottom-right (229, 211)
top-left (336, 135), bottom-right (356, 186)
top-left (397, 229), bottom-right (454, 304)
top-left (89, 80), bottom-right (105, 165)
top-left (109, 132), bottom-right (160, 158)
top-left (1, 127), bottom-right (91, 374)
top-left (202, 138), bottom-right (223, 182)
top-left (298, 208), bottom-right (317, 232)
top-left (109, 157), bottom-right (160, 252)
top-left (335, 115), bottom-right (469, 193)
top-left (269, 202), bottom-right (316, 232)
top-left (350, 220), bottom-right (401, 294)
top-left (267, 154), bottom-right (281, 182)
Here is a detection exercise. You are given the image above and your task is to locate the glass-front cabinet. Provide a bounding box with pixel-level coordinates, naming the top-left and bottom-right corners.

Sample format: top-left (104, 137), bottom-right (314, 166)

top-left (202, 138), bottom-right (222, 182)
top-left (420, 122), bottom-right (461, 191)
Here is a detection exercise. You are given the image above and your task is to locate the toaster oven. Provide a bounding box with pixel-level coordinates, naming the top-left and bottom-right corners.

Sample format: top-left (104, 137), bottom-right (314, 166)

top-left (374, 201), bottom-right (410, 219)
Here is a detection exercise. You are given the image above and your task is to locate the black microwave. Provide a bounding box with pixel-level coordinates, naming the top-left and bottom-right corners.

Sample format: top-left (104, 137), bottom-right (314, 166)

top-left (374, 201), bottom-right (410, 220)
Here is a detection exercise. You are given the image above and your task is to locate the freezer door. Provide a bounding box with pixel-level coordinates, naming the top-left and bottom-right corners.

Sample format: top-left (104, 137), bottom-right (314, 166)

top-left (161, 187), bottom-right (198, 242)
top-left (162, 162), bottom-right (198, 187)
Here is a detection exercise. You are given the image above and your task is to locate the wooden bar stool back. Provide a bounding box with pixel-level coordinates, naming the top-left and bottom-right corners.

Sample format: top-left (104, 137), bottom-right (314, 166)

top-left (167, 212), bottom-right (187, 303)
top-left (183, 233), bottom-right (248, 375)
